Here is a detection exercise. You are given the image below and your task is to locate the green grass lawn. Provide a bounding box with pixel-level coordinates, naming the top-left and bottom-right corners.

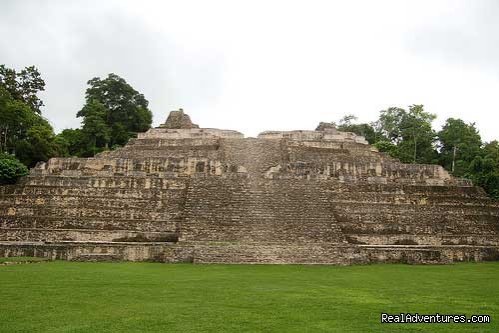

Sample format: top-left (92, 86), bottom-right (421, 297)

top-left (0, 261), bottom-right (497, 332)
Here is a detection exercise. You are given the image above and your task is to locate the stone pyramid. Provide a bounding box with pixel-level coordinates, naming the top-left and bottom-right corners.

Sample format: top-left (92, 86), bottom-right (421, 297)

top-left (1, 111), bottom-right (498, 263)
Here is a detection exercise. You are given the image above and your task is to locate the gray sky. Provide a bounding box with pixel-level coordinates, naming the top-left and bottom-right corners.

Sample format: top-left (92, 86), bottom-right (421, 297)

top-left (1, 0), bottom-right (498, 141)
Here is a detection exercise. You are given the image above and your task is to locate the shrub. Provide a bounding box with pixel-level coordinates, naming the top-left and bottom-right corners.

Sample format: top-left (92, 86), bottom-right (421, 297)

top-left (0, 153), bottom-right (29, 184)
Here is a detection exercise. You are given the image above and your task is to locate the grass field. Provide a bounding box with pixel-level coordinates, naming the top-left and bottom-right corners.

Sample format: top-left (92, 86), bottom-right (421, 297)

top-left (0, 261), bottom-right (497, 332)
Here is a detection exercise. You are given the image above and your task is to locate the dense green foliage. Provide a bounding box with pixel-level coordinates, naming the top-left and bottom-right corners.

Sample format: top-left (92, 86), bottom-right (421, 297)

top-left (337, 107), bottom-right (439, 166)
top-left (1, 65), bottom-right (152, 167)
top-left (336, 108), bottom-right (499, 199)
top-left (469, 141), bottom-right (499, 198)
top-left (0, 66), bottom-right (61, 167)
top-left (435, 118), bottom-right (499, 197)
top-left (377, 105), bottom-right (438, 164)
top-left (338, 106), bottom-right (438, 165)
top-left (0, 262), bottom-right (497, 332)
top-left (56, 73), bottom-right (153, 157)
top-left (0, 64), bottom-right (45, 114)
top-left (0, 153), bottom-right (28, 184)
top-left (438, 118), bottom-right (482, 177)
top-left (55, 128), bottom-right (86, 157)
top-left (338, 107), bottom-right (438, 164)
top-left (336, 114), bottom-right (378, 144)
top-left (68, 73), bottom-right (153, 156)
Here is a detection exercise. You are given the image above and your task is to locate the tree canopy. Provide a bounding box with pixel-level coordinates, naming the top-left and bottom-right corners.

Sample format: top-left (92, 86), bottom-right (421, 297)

top-left (336, 114), bottom-right (378, 145)
top-left (0, 65), bottom-right (60, 167)
top-left (438, 118), bottom-right (482, 177)
top-left (77, 73), bottom-right (152, 150)
top-left (334, 108), bottom-right (497, 198)
top-left (56, 73), bottom-right (153, 157)
top-left (336, 106), bottom-right (439, 165)
top-left (0, 65), bottom-right (45, 114)
top-left (376, 105), bottom-right (437, 164)
top-left (469, 141), bottom-right (499, 199)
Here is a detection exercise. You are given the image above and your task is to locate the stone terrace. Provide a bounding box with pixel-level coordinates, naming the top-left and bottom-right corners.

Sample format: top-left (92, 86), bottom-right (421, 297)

top-left (0, 110), bottom-right (498, 264)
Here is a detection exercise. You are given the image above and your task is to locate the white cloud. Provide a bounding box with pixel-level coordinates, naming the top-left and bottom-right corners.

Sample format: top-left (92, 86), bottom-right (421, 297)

top-left (1, 0), bottom-right (498, 141)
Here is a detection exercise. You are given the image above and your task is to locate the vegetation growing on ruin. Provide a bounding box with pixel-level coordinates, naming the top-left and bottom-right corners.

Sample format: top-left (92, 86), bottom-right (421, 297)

top-left (0, 262), bottom-right (497, 332)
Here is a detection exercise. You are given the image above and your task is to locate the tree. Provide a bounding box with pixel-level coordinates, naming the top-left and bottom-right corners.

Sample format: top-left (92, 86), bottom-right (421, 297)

top-left (376, 107), bottom-right (407, 144)
top-left (0, 153), bottom-right (29, 184)
top-left (14, 120), bottom-right (60, 167)
top-left (0, 85), bottom-right (34, 153)
top-left (402, 105), bottom-right (437, 164)
top-left (0, 65), bottom-right (45, 114)
top-left (373, 140), bottom-right (398, 156)
top-left (437, 118), bottom-right (482, 177)
top-left (339, 122), bottom-right (378, 145)
top-left (0, 86), bottom-right (59, 167)
top-left (55, 128), bottom-right (85, 157)
top-left (377, 105), bottom-right (437, 164)
top-left (0, 84), bottom-right (58, 164)
top-left (335, 114), bottom-right (381, 145)
top-left (469, 141), bottom-right (499, 199)
top-left (77, 73), bottom-right (152, 148)
top-left (338, 114), bottom-right (357, 127)
top-left (0, 64), bottom-right (61, 168)
top-left (80, 100), bottom-right (111, 156)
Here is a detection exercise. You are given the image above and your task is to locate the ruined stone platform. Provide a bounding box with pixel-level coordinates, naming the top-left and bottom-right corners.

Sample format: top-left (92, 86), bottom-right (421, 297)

top-left (1, 110), bottom-right (498, 264)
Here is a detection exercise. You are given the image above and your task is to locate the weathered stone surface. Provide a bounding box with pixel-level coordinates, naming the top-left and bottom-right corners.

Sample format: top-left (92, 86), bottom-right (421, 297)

top-left (160, 109), bottom-right (199, 129)
top-left (315, 122), bottom-right (337, 131)
top-left (0, 111), bottom-right (498, 264)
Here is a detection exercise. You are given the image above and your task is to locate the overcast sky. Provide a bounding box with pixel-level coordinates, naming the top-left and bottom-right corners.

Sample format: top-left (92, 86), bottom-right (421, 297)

top-left (1, 0), bottom-right (498, 140)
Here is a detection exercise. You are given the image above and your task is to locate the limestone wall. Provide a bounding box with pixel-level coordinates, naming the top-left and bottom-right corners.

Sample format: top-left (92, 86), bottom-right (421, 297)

top-left (258, 129), bottom-right (368, 144)
top-left (138, 128), bottom-right (244, 139)
top-left (0, 115), bottom-right (497, 264)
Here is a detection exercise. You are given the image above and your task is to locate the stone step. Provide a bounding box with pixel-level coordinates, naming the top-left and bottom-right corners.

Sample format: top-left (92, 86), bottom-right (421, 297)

top-left (22, 176), bottom-right (189, 189)
top-left (332, 203), bottom-right (499, 215)
top-left (189, 242), bottom-right (499, 264)
top-left (0, 198), bottom-right (171, 210)
top-left (6, 192), bottom-right (492, 211)
top-left (0, 241), bottom-right (185, 262)
top-left (3, 176), bottom-right (485, 191)
top-left (3, 186), bottom-right (184, 199)
top-left (0, 228), bottom-right (178, 243)
top-left (344, 233), bottom-right (499, 246)
top-left (337, 220), bottom-right (499, 235)
top-left (0, 216), bottom-right (178, 232)
top-left (71, 253), bottom-right (123, 262)
top-left (334, 211), bottom-right (499, 224)
top-left (0, 192), bottom-right (180, 207)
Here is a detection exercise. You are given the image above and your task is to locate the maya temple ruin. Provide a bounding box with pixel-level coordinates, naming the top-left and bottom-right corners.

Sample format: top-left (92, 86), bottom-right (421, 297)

top-left (0, 110), bottom-right (498, 264)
